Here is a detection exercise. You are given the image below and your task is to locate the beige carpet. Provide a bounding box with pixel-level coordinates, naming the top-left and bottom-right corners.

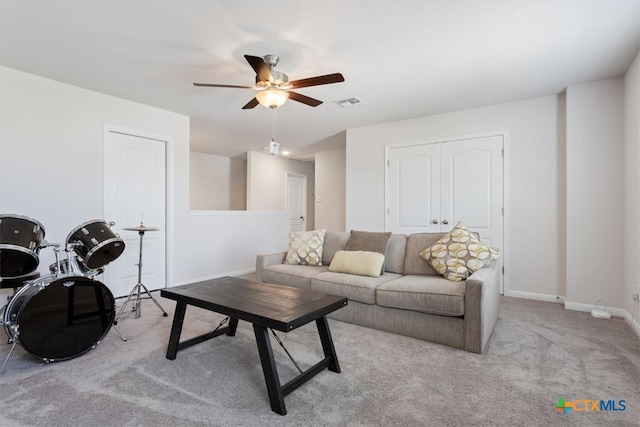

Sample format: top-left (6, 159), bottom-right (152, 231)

top-left (0, 290), bottom-right (638, 426)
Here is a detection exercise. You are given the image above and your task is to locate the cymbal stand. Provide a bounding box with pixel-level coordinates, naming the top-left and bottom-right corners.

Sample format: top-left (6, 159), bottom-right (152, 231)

top-left (116, 225), bottom-right (168, 324)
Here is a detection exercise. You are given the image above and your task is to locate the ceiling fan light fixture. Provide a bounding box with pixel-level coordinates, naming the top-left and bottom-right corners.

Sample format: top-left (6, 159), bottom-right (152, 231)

top-left (256, 89), bottom-right (289, 109)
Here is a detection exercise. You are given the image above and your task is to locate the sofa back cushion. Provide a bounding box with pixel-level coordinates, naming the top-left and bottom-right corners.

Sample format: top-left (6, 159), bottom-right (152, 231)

top-left (322, 230), bottom-right (407, 274)
top-left (322, 231), bottom-right (350, 265)
top-left (385, 234), bottom-right (407, 274)
top-left (403, 232), bottom-right (447, 276)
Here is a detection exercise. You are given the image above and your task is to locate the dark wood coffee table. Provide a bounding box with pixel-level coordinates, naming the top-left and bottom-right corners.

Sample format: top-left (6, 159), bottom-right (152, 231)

top-left (160, 276), bottom-right (348, 415)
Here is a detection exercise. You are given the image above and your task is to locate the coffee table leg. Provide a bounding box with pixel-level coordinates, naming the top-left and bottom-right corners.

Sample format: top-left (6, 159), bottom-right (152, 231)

top-left (227, 317), bottom-right (239, 336)
top-left (253, 324), bottom-right (286, 415)
top-left (316, 316), bottom-right (341, 373)
top-left (166, 302), bottom-right (187, 360)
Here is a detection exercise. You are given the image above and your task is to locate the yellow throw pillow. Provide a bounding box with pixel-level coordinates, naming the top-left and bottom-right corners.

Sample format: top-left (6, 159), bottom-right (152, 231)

top-left (419, 221), bottom-right (499, 282)
top-left (328, 250), bottom-right (385, 277)
top-left (284, 229), bottom-right (326, 266)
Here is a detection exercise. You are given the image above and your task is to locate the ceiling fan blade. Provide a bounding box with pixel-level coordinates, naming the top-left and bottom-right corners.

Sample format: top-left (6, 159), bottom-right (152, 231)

top-left (242, 98), bottom-right (260, 109)
top-left (289, 73), bottom-right (345, 89)
top-left (288, 91), bottom-right (323, 107)
top-left (244, 55), bottom-right (272, 82)
top-left (193, 83), bottom-right (254, 89)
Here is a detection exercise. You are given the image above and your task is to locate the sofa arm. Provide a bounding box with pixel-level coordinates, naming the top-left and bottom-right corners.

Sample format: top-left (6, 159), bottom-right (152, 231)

top-left (256, 252), bottom-right (287, 282)
top-left (463, 262), bottom-right (500, 353)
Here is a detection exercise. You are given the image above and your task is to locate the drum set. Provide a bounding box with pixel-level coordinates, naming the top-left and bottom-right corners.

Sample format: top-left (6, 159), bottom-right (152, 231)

top-left (0, 214), bottom-right (125, 371)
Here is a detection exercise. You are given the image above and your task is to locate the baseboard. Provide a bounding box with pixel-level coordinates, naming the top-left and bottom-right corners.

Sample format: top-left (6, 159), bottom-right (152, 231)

top-left (506, 290), bottom-right (565, 303)
top-left (169, 268), bottom-right (256, 287)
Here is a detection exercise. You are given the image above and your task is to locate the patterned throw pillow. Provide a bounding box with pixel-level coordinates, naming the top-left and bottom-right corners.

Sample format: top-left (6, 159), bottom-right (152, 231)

top-left (284, 229), bottom-right (326, 266)
top-left (419, 221), bottom-right (499, 282)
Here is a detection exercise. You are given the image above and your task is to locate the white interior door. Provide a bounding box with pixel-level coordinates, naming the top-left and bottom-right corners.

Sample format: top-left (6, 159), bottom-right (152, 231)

top-left (287, 173), bottom-right (306, 232)
top-left (387, 143), bottom-right (441, 234)
top-left (104, 129), bottom-right (166, 298)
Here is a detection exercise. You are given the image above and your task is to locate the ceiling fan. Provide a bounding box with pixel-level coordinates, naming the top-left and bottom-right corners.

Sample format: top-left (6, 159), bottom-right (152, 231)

top-left (193, 54), bottom-right (345, 109)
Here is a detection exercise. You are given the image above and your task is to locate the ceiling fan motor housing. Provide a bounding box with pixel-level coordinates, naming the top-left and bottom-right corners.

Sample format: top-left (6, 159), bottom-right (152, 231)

top-left (256, 55), bottom-right (289, 86)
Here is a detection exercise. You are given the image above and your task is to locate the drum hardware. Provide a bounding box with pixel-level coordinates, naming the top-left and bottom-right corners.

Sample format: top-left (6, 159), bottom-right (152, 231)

top-left (0, 326), bottom-right (19, 374)
top-left (116, 222), bottom-right (168, 332)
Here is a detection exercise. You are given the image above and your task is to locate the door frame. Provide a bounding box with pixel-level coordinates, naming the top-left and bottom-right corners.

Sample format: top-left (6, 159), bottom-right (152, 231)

top-left (103, 123), bottom-right (174, 289)
top-left (285, 172), bottom-right (307, 232)
top-left (384, 130), bottom-right (510, 295)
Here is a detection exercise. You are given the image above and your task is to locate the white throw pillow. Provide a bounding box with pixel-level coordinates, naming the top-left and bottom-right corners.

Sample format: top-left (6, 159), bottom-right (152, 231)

top-left (328, 250), bottom-right (385, 277)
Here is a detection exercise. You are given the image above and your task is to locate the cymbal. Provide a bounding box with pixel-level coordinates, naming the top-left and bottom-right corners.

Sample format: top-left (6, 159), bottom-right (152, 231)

top-left (123, 225), bottom-right (159, 232)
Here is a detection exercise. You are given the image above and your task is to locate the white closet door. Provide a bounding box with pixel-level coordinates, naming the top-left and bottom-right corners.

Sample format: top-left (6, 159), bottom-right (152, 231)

top-left (103, 129), bottom-right (166, 298)
top-left (386, 134), bottom-right (504, 292)
top-left (387, 143), bottom-right (441, 234)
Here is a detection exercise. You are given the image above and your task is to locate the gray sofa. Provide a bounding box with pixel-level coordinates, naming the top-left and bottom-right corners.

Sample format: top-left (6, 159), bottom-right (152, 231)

top-left (256, 231), bottom-right (500, 353)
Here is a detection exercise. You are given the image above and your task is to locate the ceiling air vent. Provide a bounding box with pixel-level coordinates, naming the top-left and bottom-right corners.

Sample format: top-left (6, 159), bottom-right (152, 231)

top-left (334, 96), bottom-right (365, 108)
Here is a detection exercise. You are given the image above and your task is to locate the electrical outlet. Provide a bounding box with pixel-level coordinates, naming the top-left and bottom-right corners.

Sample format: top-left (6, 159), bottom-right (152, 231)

top-left (634, 285), bottom-right (640, 302)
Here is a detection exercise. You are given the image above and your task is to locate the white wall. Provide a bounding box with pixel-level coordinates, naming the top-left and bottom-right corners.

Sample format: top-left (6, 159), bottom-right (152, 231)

top-left (247, 150), bottom-right (315, 229)
top-left (189, 152), bottom-right (246, 210)
top-left (0, 66), bottom-right (289, 291)
top-left (346, 96), bottom-right (563, 298)
top-left (623, 50), bottom-right (640, 330)
top-left (315, 149), bottom-right (346, 231)
top-left (566, 77), bottom-right (624, 309)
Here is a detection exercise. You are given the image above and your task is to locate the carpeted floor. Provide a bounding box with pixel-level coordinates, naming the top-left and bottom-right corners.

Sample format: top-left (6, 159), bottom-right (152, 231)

top-left (0, 289), bottom-right (638, 426)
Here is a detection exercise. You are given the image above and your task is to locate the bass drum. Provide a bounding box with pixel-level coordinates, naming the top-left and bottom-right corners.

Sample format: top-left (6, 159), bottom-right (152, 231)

top-left (0, 214), bottom-right (46, 277)
top-left (66, 220), bottom-right (125, 270)
top-left (3, 275), bottom-right (115, 362)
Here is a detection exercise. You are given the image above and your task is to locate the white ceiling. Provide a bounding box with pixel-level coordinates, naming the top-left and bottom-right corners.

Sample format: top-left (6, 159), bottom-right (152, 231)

top-left (1, 1), bottom-right (639, 159)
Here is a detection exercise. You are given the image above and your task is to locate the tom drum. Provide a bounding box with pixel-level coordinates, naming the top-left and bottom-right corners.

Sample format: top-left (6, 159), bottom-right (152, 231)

top-left (0, 214), bottom-right (46, 277)
top-left (66, 220), bottom-right (125, 270)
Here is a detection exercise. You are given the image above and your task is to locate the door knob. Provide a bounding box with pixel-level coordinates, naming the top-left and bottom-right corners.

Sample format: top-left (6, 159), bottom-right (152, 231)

top-left (432, 219), bottom-right (439, 224)
top-left (443, 220), bottom-right (449, 225)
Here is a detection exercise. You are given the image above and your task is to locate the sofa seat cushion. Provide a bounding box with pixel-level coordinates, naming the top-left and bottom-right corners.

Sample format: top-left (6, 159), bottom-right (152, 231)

top-left (262, 264), bottom-right (328, 291)
top-left (376, 275), bottom-right (466, 317)
top-left (310, 271), bottom-right (401, 304)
